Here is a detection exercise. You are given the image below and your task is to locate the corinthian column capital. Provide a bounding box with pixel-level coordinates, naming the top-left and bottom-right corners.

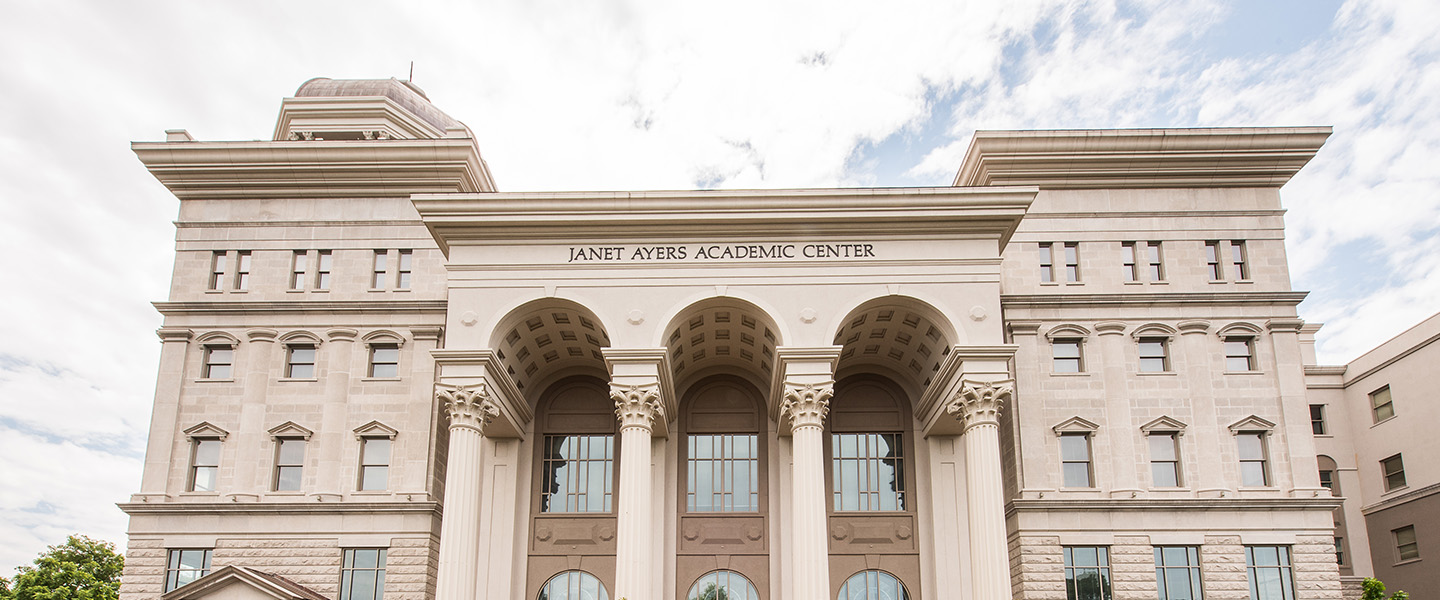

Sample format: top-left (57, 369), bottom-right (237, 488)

top-left (436, 383), bottom-right (500, 434)
top-left (946, 379), bottom-right (1013, 432)
top-left (611, 382), bottom-right (664, 432)
top-left (781, 380), bottom-right (834, 431)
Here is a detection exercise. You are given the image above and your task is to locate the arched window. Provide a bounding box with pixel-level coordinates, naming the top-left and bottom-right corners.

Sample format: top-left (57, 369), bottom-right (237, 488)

top-left (686, 570), bottom-right (760, 600)
top-left (838, 570), bottom-right (910, 600)
top-left (829, 377), bottom-right (911, 512)
top-left (535, 378), bottom-right (616, 514)
top-left (683, 376), bottom-right (765, 513)
top-left (537, 571), bottom-right (608, 600)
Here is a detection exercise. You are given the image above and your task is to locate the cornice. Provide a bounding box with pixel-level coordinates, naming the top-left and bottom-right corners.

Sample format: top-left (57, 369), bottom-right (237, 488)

top-left (954, 126), bottom-right (1332, 189)
top-left (1007, 496), bottom-right (1343, 516)
top-left (118, 501), bottom-right (441, 516)
top-left (1360, 482), bottom-right (1440, 516)
top-left (153, 300), bottom-right (448, 315)
top-left (1000, 291), bottom-right (1308, 309)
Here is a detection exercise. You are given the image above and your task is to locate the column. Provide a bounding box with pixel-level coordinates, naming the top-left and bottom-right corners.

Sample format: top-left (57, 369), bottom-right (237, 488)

top-left (434, 383), bottom-right (499, 600)
top-left (314, 328), bottom-right (356, 494)
top-left (140, 328), bottom-right (192, 495)
top-left (1177, 321), bottom-right (1226, 495)
top-left (781, 380), bottom-right (833, 600)
top-left (234, 329), bottom-right (277, 492)
top-left (1095, 322), bottom-right (1141, 495)
top-left (947, 379), bottom-right (1014, 600)
top-left (611, 382), bottom-right (664, 600)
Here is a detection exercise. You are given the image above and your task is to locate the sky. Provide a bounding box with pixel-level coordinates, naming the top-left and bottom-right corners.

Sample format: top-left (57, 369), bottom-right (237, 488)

top-left (1, 0), bottom-right (1438, 575)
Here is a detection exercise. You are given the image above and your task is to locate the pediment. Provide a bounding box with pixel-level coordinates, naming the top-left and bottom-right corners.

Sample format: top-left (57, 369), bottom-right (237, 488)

top-left (1140, 415), bottom-right (1188, 434)
top-left (353, 420), bottom-right (397, 439)
top-left (183, 422), bottom-right (229, 441)
top-left (1228, 415), bottom-right (1277, 433)
top-left (160, 565), bottom-right (327, 600)
top-left (1052, 416), bottom-right (1100, 435)
top-left (266, 421), bottom-right (313, 440)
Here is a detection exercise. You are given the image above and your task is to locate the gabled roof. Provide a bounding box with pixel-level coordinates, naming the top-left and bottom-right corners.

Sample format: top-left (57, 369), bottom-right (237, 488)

top-left (160, 565), bottom-right (328, 600)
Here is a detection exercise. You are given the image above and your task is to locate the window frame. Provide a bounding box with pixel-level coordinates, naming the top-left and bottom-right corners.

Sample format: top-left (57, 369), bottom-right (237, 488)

top-left (396, 249), bottom-right (412, 290)
top-left (1063, 242), bottom-right (1080, 282)
top-left (1138, 337), bottom-right (1170, 373)
top-left (1153, 546), bottom-right (1202, 600)
top-left (1059, 432), bottom-right (1094, 489)
top-left (290, 250), bottom-right (307, 290)
top-left (272, 437), bottom-right (306, 492)
top-left (208, 251), bottom-right (227, 290)
top-left (1052, 338), bottom-right (1084, 374)
top-left (358, 436), bottom-right (392, 492)
top-left (187, 438), bottom-right (222, 492)
top-left (540, 433), bottom-right (615, 513)
top-left (1370, 386), bottom-right (1395, 423)
top-left (1224, 336), bottom-right (1257, 372)
top-left (1310, 404), bottom-right (1327, 435)
top-left (1244, 545), bottom-right (1296, 600)
top-left (831, 431), bottom-right (907, 511)
top-left (1237, 431), bottom-right (1270, 487)
top-left (201, 345), bottom-right (233, 380)
top-left (1040, 243), bottom-right (1055, 283)
top-left (1381, 454), bottom-right (1406, 492)
top-left (164, 548), bottom-right (212, 592)
top-left (315, 250), bottom-right (332, 290)
top-left (1394, 525), bottom-right (1419, 562)
top-left (1148, 432), bottom-right (1182, 488)
top-left (339, 547), bottom-right (387, 600)
top-left (1063, 546), bottom-right (1113, 600)
top-left (1121, 242), bottom-right (1138, 282)
top-left (1204, 241), bottom-right (1223, 281)
top-left (685, 570), bottom-right (762, 600)
top-left (371, 250), bottom-right (388, 290)
top-left (836, 569), bottom-right (912, 600)
top-left (233, 251), bottom-right (251, 291)
top-left (285, 344), bottom-right (317, 379)
top-left (368, 344), bottom-right (400, 379)
top-left (1231, 239), bottom-right (1249, 281)
top-left (538, 570), bottom-right (609, 600)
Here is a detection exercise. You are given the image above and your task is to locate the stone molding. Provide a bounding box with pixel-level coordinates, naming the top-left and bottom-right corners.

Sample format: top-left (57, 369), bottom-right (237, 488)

top-left (1228, 414), bottom-right (1277, 434)
top-left (780, 380), bottom-right (834, 430)
top-left (1178, 320), bottom-right (1213, 335)
top-left (435, 383), bottom-right (500, 434)
top-left (1000, 291), bottom-right (1310, 309)
top-left (1140, 415), bottom-right (1188, 436)
top-left (610, 382), bottom-right (664, 432)
top-left (266, 421), bottom-right (314, 440)
top-left (183, 422), bottom-right (229, 441)
top-left (946, 379), bottom-right (1013, 433)
top-left (1052, 416), bottom-right (1101, 435)
top-left (157, 328), bottom-right (194, 342)
top-left (353, 420), bottom-right (398, 440)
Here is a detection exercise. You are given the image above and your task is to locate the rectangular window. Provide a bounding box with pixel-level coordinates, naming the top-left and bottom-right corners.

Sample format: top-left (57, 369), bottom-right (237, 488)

top-left (1237, 432), bottom-right (1269, 487)
top-left (1145, 242), bottom-right (1164, 281)
top-left (1125, 241), bottom-right (1163, 282)
top-left (832, 432), bottom-right (905, 511)
top-left (315, 250), bottom-right (332, 290)
top-left (1060, 433), bottom-right (1093, 488)
top-left (208, 251), bottom-right (226, 290)
top-left (188, 439), bottom-right (221, 492)
top-left (1394, 525), bottom-right (1419, 561)
top-left (273, 438), bottom-right (305, 491)
top-left (1310, 405), bottom-right (1326, 435)
top-left (1064, 242), bottom-right (1080, 282)
top-left (1335, 537), bottom-right (1345, 566)
top-left (201, 346), bottom-right (233, 379)
top-left (1224, 337), bottom-right (1256, 372)
top-left (369, 345), bottom-right (400, 378)
top-left (1149, 433), bottom-right (1181, 487)
top-left (1138, 338), bottom-right (1169, 373)
top-left (234, 251), bottom-right (250, 290)
top-left (372, 250), bottom-right (387, 289)
top-left (1370, 386), bottom-right (1394, 422)
top-left (396, 250), bottom-right (412, 289)
top-left (1053, 340), bottom-right (1083, 373)
top-left (1382, 454), bottom-right (1406, 491)
top-left (688, 434), bottom-right (759, 512)
top-left (1318, 470), bottom-right (1336, 494)
top-left (1231, 240), bottom-right (1249, 280)
top-left (1040, 243), bottom-right (1055, 283)
top-left (1153, 546), bottom-right (1202, 600)
top-left (164, 549), bottom-right (212, 592)
top-left (1245, 546), bottom-right (1296, 600)
top-left (1205, 241), bottom-right (1223, 280)
top-left (286, 345), bottom-right (316, 379)
top-left (290, 251), bottom-right (307, 290)
top-left (1122, 242), bottom-right (1138, 282)
top-left (359, 438), bottom-right (391, 491)
top-left (339, 548), bottom-right (387, 600)
top-left (1063, 546), bottom-right (1112, 600)
top-left (540, 434), bottom-right (614, 512)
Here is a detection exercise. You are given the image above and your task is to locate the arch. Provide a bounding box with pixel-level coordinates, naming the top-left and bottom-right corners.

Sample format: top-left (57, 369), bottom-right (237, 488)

top-left (490, 298), bottom-right (612, 401)
top-left (832, 296), bottom-right (957, 398)
top-left (660, 296), bottom-right (783, 396)
top-left (1044, 323), bottom-right (1092, 341)
top-left (681, 375), bottom-right (767, 514)
top-left (649, 289), bottom-right (792, 349)
top-left (828, 374), bottom-right (913, 513)
top-left (1216, 321), bottom-right (1264, 337)
top-left (533, 376), bottom-right (616, 515)
top-left (836, 570), bottom-right (911, 600)
top-left (686, 570), bottom-right (760, 600)
top-left (278, 330), bottom-right (323, 346)
top-left (1130, 323), bottom-right (1178, 340)
top-left (195, 331), bottom-right (240, 346)
top-left (360, 329), bottom-right (406, 347)
top-left (537, 570), bottom-right (609, 600)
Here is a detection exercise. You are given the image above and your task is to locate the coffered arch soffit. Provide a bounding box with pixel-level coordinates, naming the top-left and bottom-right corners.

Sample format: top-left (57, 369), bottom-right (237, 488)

top-left (832, 295), bottom-right (958, 400)
top-left (490, 298), bottom-right (612, 403)
top-left (661, 296), bottom-right (783, 398)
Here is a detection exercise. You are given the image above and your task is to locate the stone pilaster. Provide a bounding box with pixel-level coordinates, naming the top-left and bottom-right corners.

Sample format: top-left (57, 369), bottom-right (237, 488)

top-left (235, 329), bottom-right (278, 493)
top-left (141, 328), bottom-right (191, 495)
top-left (947, 378), bottom-right (1014, 600)
top-left (1095, 322), bottom-right (1140, 495)
top-left (781, 379), bottom-right (834, 600)
top-left (434, 383), bottom-right (499, 600)
top-left (1177, 321), bottom-right (1227, 495)
top-left (315, 328), bottom-right (356, 494)
top-left (611, 381), bottom-right (664, 600)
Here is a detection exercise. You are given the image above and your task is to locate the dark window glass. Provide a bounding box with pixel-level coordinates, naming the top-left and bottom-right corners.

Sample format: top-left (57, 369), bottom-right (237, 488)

top-left (541, 435), bottom-right (614, 513)
top-left (1395, 526), bottom-right (1419, 561)
top-left (165, 549), bottom-right (211, 592)
top-left (202, 346), bottom-right (233, 379)
top-left (832, 432), bottom-right (905, 511)
top-left (1310, 405), bottom-right (1326, 435)
top-left (1245, 546), bottom-right (1295, 600)
top-left (1064, 546), bottom-right (1112, 600)
top-left (688, 434), bottom-right (758, 512)
top-left (286, 345), bottom-right (316, 378)
top-left (1040, 243), bottom-right (1055, 283)
top-left (369, 345), bottom-right (400, 378)
top-left (1224, 337), bottom-right (1255, 372)
top-left (189, 439), bottom-right (221, 492)
top-left (1371, 386), bottom-right (1394, 422)
top-left (1139, 338), bottom-right (1169, 372)
top-left (340, 548), bottom-right (386, 600)
top-left (1053, 340), bottom-right (1083, 373)
top-left (1382, 454), bottom-right (1406, 491)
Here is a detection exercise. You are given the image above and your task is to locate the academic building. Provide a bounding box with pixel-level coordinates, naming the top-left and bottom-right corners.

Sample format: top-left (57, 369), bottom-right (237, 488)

top-left (120, 77), bottom-right (1408, 600)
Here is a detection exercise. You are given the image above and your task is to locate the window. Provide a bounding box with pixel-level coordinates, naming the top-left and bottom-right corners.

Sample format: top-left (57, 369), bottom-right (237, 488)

top-left (1231, 240), bottom-right (1249, 280)
top-left (1122, 242), bottom-right (1138, 282)
top-left (1040, 243), bottom-right (1055, 283)
top-left (286, 345), bottom-right (316, 378)
top-left (368, 345), bottom-right (400, 378)
top-left (1335, 537), bottom-right (1345, 566)
top-left (1053, 339), bottom-right (1084, 373)
top-left (1382, 454), bottom-right (1406, 491)
top-left (315, 250), bottom-right (332, 290)
top-left (832, 433), bottom-right (905, 511)
top-left (1205, 241), bottom-right (1223, 280)
top-left (1139, 338), bottom-right (1170, 372)
top-left (1153, 546), bottom-right (1202, 600)
top-left (1123, 241), bottom-right (1163, 282)
top-left (188, 438), bottom-right (221, 492)
top-left (1149, 433), bottom-right (1181, 487)
top-left (371, 250), bottom-right (387, 289)
top-left (1245, 546), bottom-right (1295, 600)
top-left (687, 570), bottom-right (760, 600)
top-left (688, 434), bottom-right (759, 512)
top-left (234, 251), bottom-right (250, 290)
top-left (1060, 433), bottom-right (1093, 488)
top-left (1318, 470), bottom-right (1336, 493)
top-left (396, 250), bottom-right (412, 289)
top-left (1310, 405), bottom-right (1326, 435)
top-left (837, 570), bottom-right (911, 600)
top-left (354, 437), bottom-right (390, 491)
top-left (339, 548), bottom-right (386, 600)
top-left (1039, 243), bottom-right (1080, 283)
top-left (273, 438), bottom-right (305, 491)
top-left (290, 251), bottom-right (307, 290)
top-left (1237, 432), bottom-right (1269, 487)
top-left (540, 435), bottom-right (613, 512)
top-left (1370, 386), bottom-right (1394, 422)
top-left (164, 549), bottom-right (211, 592)
top-left (208, 251), bottom-right (226, 290)
top-left (1063, 546), bottom-right (1112, 600)
top-left (201, 346), bottom-right (233, 379)
top-left (537, 571), bottom-right (609, 600)
top-left (1064, 242), bottom-right (1080, 282)
top-left (1224, 337), bottom-right (1256, 372)
top-left (1394, 525), bottom-right (1419, 561)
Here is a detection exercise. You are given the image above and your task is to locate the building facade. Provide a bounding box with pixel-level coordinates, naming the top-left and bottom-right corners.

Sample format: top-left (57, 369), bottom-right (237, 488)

top-left (121, 78), bottom-right (1349, 600)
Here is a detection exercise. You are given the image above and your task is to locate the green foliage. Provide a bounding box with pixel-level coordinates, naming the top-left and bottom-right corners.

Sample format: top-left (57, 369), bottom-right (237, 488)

top-left (1361, 577), bottom-right (1409, 600)
top-left (3, 536), bottom-right (124, 600)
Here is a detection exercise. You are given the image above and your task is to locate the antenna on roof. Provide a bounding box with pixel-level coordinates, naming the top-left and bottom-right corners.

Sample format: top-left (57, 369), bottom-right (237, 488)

top-left (408, 61), bottom-right (414, 82)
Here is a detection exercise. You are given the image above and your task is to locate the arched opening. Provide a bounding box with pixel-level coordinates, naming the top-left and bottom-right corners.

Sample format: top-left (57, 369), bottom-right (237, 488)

top-left (832, 297), bottom-right (957, 399)
top-left (536, 570), bottom-right (609, 600)
top-left (490, 299), bottom-right (611, 403)
top-left (837, 570), bottom-right (911, 600)
top-left (662, 297), bottom-right (782, 398)
top-left (686, 570), bottom-right (761, 600)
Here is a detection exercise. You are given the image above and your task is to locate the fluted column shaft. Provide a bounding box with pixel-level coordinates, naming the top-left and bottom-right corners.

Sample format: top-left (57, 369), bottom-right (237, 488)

top-left (949, 380), bottom-right (1014, 600)
top-left (435, 384), bottom-right (498, 600)
top-left (782, 381), bottom-right (833, 600)
top-left (613, 383), bottom-right (663, 600)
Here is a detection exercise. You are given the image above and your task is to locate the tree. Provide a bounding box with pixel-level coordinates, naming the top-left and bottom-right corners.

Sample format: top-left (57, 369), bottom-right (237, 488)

top-left (1361, 577), bottom-right (1410, 600)
top-left (2, 536), bottom-right (124, 600)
